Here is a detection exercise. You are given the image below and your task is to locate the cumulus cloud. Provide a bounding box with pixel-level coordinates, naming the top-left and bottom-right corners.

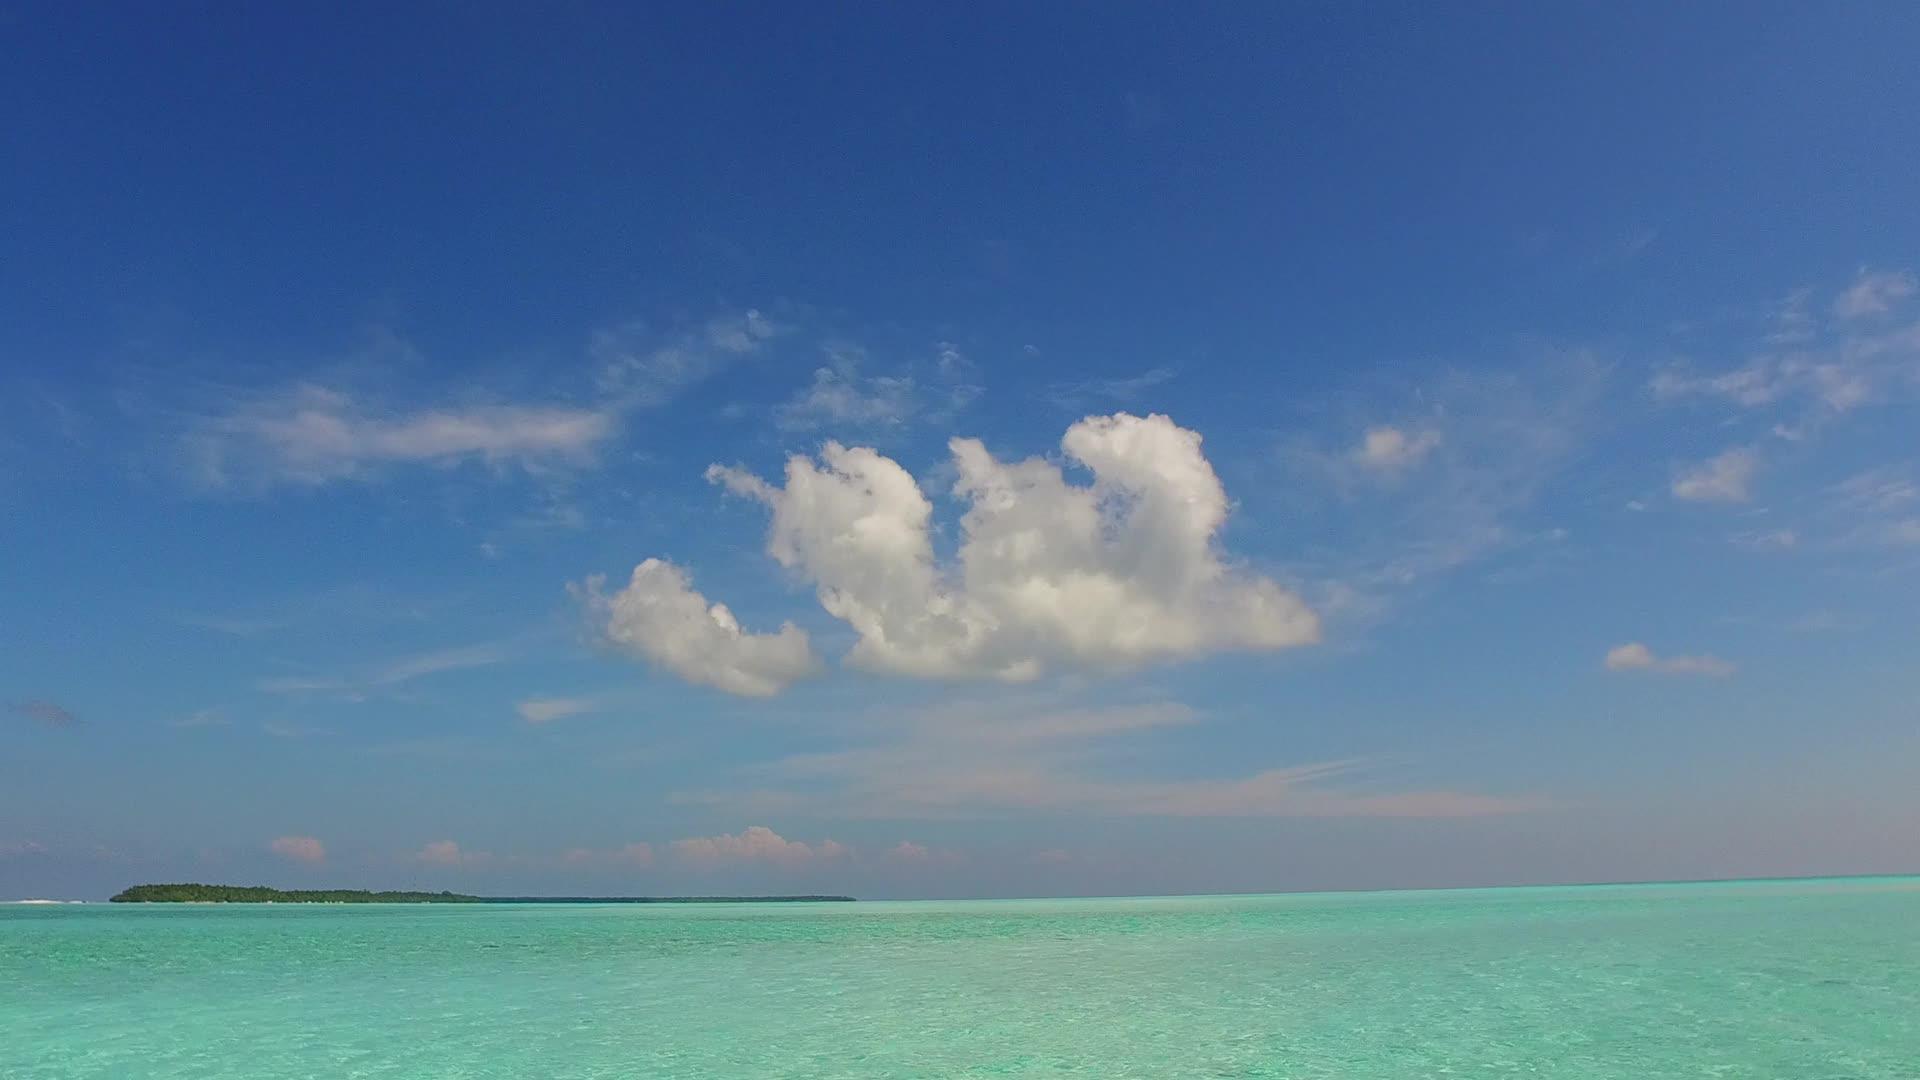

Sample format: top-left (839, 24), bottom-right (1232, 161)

top-left (186, 385), bottom-right (617, 490)
top-left (1834, 269), bottom-right (1918, 320)
top-left (585, 559), bottom-right (818, 697)
top-left (516, 697), bottom-right (595, 724)
top-left (695, 412), bottom-right (1317, 687)
top-left (1672, 448), bottom-right (1758, 503)
top-left (1353, 425), bottom-right (1441, 471)
top-left (8, 700), bottom-right (77, 727)
top-left (671, 826), bottom-right (848, 863)
top-left (269, 835), bottom-right (326, 863)
top-left (1604, 642), bottom-right (1736, 677)
top-left (416, 839), bottom-right (490, 866)
top-left (886, 841), bottom-right (930, 860)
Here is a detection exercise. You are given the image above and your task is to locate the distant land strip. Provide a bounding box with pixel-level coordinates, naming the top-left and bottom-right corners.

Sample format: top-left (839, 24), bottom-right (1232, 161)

top-left (109, 884), bottom-right (855, 904)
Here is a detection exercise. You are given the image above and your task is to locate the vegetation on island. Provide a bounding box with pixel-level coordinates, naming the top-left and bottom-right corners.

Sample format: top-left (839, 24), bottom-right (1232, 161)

top-left (109, 883), bottom-right (857, 904)
top-left (110, 884), bottom-right (483, 903)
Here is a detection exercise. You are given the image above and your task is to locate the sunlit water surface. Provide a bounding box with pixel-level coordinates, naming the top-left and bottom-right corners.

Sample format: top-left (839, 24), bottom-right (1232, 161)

top-left (4, 878), bottom-right (1918, 1078)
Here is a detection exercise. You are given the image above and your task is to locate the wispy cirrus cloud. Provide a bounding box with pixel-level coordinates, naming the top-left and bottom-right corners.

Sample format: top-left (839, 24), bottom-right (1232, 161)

top-left (592, 308), bottom-right (780, 407)
top-left (673, 699), bottom-right (1540, 821)
top-left (258, 642), bottom-right (511, 698)
top-left (183, 385), bottom-right (618, 492)
top-left (1834, 268), bottom-right (1918, 321)
top-left (515, 697), bottom-right (597, 724)
top-left (176, 613), bottom-right (288, 637)
top-left (1729, 528), bottom-right (1798, 551)
top-left (170, 308), bottom-right (777, 494)
top-left (1603, 642), bottom-right (1736, 678)
top-left (1652, 267), bottom-right (1919, 428)
top-left (8, 699), bottom-right (78, 727)
top-left (769, 339), bottom-right (981, 434)
top-left (777, 343), bottom-right (917, 431)
top-left (1829, 466), bottom-right (1920, 549)
top-left (1045, 366), bottom-right (1176, 410)
top-left (269, 835), bottom-right (326, 863)
top-left (1278, 354), bottom-right (1609, 612)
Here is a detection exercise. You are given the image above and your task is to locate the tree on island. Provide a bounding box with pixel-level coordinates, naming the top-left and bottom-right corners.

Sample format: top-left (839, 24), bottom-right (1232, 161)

top-left (109, 884), bottom-right (482, 903)
top-left (108, 883), bottom-right (858, 903)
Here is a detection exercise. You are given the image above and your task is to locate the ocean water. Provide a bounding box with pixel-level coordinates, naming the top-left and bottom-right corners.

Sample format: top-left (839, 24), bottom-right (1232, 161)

top-left (4, 878), bottom-right (1918, 1078)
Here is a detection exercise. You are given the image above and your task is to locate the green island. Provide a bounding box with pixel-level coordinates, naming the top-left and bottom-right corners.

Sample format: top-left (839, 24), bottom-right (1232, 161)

top-left (109, 883), bottom-right (855, 904)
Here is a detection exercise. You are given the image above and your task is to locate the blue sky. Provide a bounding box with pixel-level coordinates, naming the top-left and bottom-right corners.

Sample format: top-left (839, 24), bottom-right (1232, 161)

top-left (3, 4), bottom-right (1918, 900)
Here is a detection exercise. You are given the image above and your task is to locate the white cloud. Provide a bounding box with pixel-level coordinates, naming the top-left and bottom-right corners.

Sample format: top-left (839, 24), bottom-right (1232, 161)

top-left (1834, 269), bottom-right (1917, 320)
top-left (1673, 447), bottom-right (1758, 503)
top-left (1830, 469), bottom-right (1920, 549)
top-left (886, 841), bottom-right (930, 860)
top-left (585, 559), bottom-right (818, 697)
top-left (1603, 642), bottom-right (1736, 678)
top-left (1653, 270), bottom-right (1920, 424)
top-left (699, 413), bottom-right (1317, 686)
top-left (1651, 366), bottom-right (1785, 407)
top-left (1046, 366), bottom-right (1176, 410)
top-left (269, 835), bottom-right (326, 863)
top-left (516, 697), bottom-right (595, 724)
top-left (1731, 529), bottom-right (1798, 551)
top-left (415, 839), bottom-right (489, 866)
top-left (178, 307), bottom-right (774, 493)
top-left (1353, 425), bottom-right (1442, 471)
top-left (377, 644), bottom-right (509, 684)
top-left (1833, 467), bottom-right (1918, 515)
top-left (8, 700), bottom-right (77, 727)
top-left (777, 344), bottom-right (917, 431)
top-left (671, 826), bottom-right (848, 863)
top-left (1279, 356), bottom-right (1608, 606)
top-left (592, 309), bottom-right (779, 406)
top-left (258, 642), bottom-right (509, 697)
top-left (178, 613), bottom-right (286, 636)
top-left (187, 385), bottom-right (617, 490)
top-left (172, 709), bottom-right (229, 729)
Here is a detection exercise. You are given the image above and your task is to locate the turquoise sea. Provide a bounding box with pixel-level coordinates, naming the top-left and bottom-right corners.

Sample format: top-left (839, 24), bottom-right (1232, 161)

top-left (4, 877), bottom-right (1918, 1078)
